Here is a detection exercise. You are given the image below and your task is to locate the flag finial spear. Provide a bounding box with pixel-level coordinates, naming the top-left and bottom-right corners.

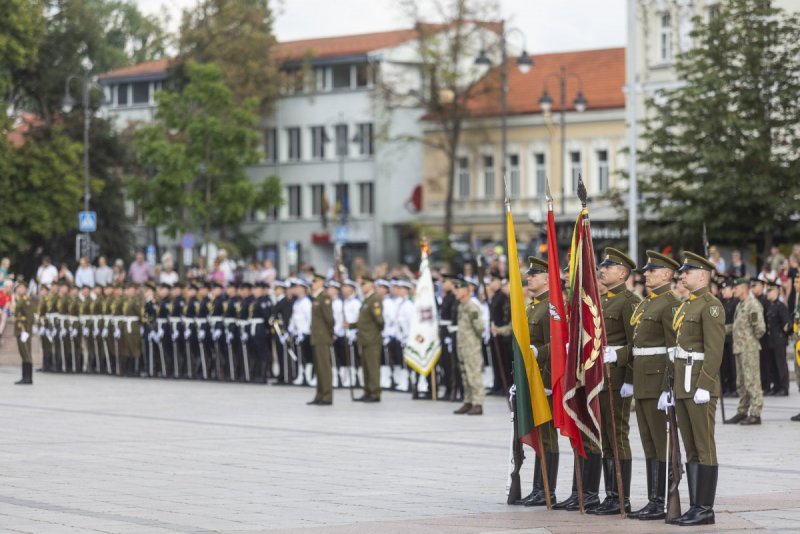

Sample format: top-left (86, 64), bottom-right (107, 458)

top-left (545, 175), bottom-right (553, 211)
top-left (577, 174), bottom-right (588, 209)
top-left (503, 172), bottom-right (511, 212)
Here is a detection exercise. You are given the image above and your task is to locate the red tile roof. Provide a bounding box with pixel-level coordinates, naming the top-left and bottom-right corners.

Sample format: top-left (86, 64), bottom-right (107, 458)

top-left (6, 113), bottom-right (44, 148)
top-left (462, 47), bottom-right (625, 117)
top-left (98, 57), bottom-right (172, 80)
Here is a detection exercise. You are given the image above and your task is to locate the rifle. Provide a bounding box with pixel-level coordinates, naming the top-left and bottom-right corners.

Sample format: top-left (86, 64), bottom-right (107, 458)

top-left (507, 389), bottom-right (524, 504)
top-left (666, 389), bottom-right (683, 522)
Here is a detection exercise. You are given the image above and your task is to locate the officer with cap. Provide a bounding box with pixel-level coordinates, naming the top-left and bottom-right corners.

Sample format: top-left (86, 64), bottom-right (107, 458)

top-left (308, 273), bottom-right (334, 405)
top-left (14, 278), bottom-right (33, 385)
top-left (669, 251), bottom-right (725, 525)
top-left (518, 257), bottom-right (559, 506)
top-left (627, 250), bottom-right (681, 520)
top-left (591, 247), bottom-right (641, 515)
top-left (453, 276), bottom-right (485, 415)
top-left (354, 276), bottom-right (384, 402)
top-left (725, 277), bottom-right (766, 425)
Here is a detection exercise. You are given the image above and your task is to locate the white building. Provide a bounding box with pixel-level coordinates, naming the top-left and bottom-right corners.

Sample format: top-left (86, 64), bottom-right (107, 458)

top-left (99, 28), bottom-right (484, 273)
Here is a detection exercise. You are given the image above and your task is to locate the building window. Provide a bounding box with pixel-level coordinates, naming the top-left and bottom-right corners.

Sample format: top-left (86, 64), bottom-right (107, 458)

top-left (356, 123), bottom-right (374, 156)
top-left (311, 184), bottom-right (324, 216)
top-left (315, 67), bottom-right (328, 92)
top-left (570, 151), bottom-right (582, 193)
top-left (508, 154), bottom-right (520, 197)
top-left (287, 185), bottom-right (302, 218)
top-left (457, 157), bottom-right (470, 199)
top-left (283, 69), bottom-right (305, 94)
top-left (335, 183), bottom-right (349, 218)
top-left (265, 205), bottom-right (278, 220)
top-left (707, 4), bottom-right (720, 21)
top-left (117, 83), bottom-right (128, 106)
top-left (534, 153), bottom-right (546, 195)
top-left (660, 12), bottom-right (672, 62)
top-left (132, 82), bottom-right (149, 104)
top-left (263, 128), bottom-right (277, 163)
top-left (332, 64), bottom-right (351, 89)
top-left (355, 63), bottom-right (373, 87)
top-left (311, 126), bottom-right (327, 160)
top-left (597, 150), bottom-right (609, 193)
top-left (287, 127), bottom-right (301, 161)
top-left (483, 155), bottom-right (495, 198)
top-left (359, 182), bottom-right (374, 215)
top-left (335, 124), bottom-right (348, 157)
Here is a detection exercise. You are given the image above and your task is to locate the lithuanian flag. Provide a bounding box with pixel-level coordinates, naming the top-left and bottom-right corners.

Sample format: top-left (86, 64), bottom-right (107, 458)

top-left (507, 206), bottom-right (552, 453)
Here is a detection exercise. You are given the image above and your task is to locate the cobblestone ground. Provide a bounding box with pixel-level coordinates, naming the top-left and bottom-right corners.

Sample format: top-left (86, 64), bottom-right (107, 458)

top-left (1, 367), bottom-right (799, 533)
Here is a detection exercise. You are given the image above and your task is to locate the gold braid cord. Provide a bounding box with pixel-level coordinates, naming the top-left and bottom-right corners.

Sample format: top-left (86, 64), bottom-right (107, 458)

top-left (582, 291), bottom-right (602, 371)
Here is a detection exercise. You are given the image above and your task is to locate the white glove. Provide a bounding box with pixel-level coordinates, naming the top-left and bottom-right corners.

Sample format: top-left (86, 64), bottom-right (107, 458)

top-left (102, 328), bottom-right (108, 338)
top-left (657, 391), bottom-right (673, 412)
top-left (544, 388), bottom-right (552, 396)
top-left (32, 326), bottom-right (40, 336)
top-left (198, 329), bottom-right (206, 341)
top-left (482, 331), bottom-right (490, 344)
top-left (172, 331), bottom-right (179, 341)
top-left (620, 383), bottom-right (634, 398)
top-left (83, 327), bottom-right (90, 337)
top-left (20, 331), bottom-right (29, 343)
top-left (157, 329), bottom-right (164, 341)
top-left (382, 336), bottom-right (390, 347)
top-left (60, 327), bottom-right (67, 337)
top-left (71, 328), bottom-right (78, 338)
top-left (213, 329), bottom-right (221, 341)
top-left (603, 346), bottom-right (618, 364)
top-left (693, 388), bottom-right (710, 404)
top-left (241, 332), bottom-right (249, 343)
top-left (140, 326), bottom-right (144, 336)
top-left (529, 344), bottom-right (539, 358)
top-left (114, 329), bottom-right (121, 339)
top-left (93, 328), bottom-right (100, 337)
top-left (508, 384), bottom-right (517, 403)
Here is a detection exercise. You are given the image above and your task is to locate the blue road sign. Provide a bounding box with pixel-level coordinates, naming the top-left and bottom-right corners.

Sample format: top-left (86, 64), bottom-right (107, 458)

top-left (334, 225), bottom-right (350, 244)
top-left (78, 211), bottom-right (97, 233)
top-left (181, 233), bottom-right (195, 250)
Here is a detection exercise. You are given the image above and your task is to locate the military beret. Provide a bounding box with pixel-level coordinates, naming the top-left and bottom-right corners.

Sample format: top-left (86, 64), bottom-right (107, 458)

top-left (732, 277), bottom-right (749, 287)
top-left (598, 247), bottom-right (636, 270)
top-left (641, 250), bottom-right (680, 272)
top-left (526, 256), bottom-right (548, 275)
top-left (239, 282), bottom-right (253, 289)
top-left (678, 251), bottom-right (716, 272)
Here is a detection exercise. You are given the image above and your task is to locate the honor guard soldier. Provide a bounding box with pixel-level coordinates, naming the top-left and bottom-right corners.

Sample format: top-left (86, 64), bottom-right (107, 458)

top-left (308, 273), bottom-right (334, 405)
top-left (184, 283), bottom-right (199, 379)
top-left (36, 284), bottom-right (53, 372)
top-left (453, 277), bottom-right (485, 416)
top-left (169, 283), bottom-right (186, 378)
top-left (290, 279), bottom-right (312, 385)
top-left (271, 281), bottom-right (294, 383)
top-left (341, 279), bottom-right (361, 388)
top-left (354, 276), bottom-right (384, 402)
top-left (14, 279), bottom-right (33, 385)
top-left (395, 279), bottom-right (415, 392)
top-left (67, 284), bottom-right (81, 372)
top-left (209, 282), bottom-right (227, 380)
top-left (194, 282), bottom-right (211, 379)
top-left (250, 282), bottom-right (273, 383)
top-left (238, 282), bottom-right (254, 381)
top-left (79, 285), bottom-right (94, 373)
top-left (155, 283), bottom-right (172, 378)
top-left (628, 250), bottom-right (681, 520)
top-left (143, 282), bottom-right (158, 377)
top-left (120, 284), bottom-right (143, 377)
top-left (593, 247), bottom-right (640, 515)
top-left (670, 251), bottom-right (726, 526)
top-left (439, 275), bottom-right (460, 400)
top-left (725, 277), bottom-right (766, 425)
top-left (518, 257), bottom-right (559, 506)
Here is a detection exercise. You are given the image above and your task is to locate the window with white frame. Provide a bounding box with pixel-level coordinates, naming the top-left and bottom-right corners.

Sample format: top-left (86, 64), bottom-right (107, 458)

top-left (534, 153), bottom-right (546, 195)
top-left (117, 83), bottom-right (128, 106)
top-left (332, 64), bottom-right (351, 89)
top-left (356, 123), bottom-right (374, 156)
top-left (315, 67), bottom-right (328, 92)
top-left (311, 184), bottom-right (324, 216)
top-left (311, 126), bottom-right (327, 159)
top-left (335, 124), bottom-right (348, 157)
top-left (263, 128), bottom-right (277, 163)
top-left (483, 155), bottom-right (495, 198)
top-left (287, 185), bottom-right (302, 218)
top-left (597, 150), bottom-right (609, 193)
top-left (359, 182), bottom-right (374, 215)
top-left (508, 154), bottom-right (520, 197)
top-left (355, 63), bottom-right (373, 88)
top-left (132, 82), bottom-right (149, 104)
top-left (457, 157), bottom-right (470, 199)
top-left (570, 151), bottom-right (582, 193)
top-left (287, 127), bottom-right (301, 161)
top-left (660, 12), bottom-right (673, 62)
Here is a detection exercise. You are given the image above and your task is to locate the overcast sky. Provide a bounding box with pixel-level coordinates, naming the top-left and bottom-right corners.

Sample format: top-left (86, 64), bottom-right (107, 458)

top-left (137, 0), bottom-right (627, 54)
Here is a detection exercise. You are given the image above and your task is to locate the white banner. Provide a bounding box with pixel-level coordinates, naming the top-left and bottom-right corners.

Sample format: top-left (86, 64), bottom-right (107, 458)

top-left (403, 251), bottom-right (441, 376)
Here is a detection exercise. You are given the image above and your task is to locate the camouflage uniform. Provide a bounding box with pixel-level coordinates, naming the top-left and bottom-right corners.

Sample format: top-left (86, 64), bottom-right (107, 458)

top-left (733, 295), bottom-right (766, 418)
top-left (456, 297), bottom-right (485, 407)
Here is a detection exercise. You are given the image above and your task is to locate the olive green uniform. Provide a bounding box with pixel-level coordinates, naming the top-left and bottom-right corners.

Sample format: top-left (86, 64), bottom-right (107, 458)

top-left (356, 292), bottom-right (385, 399)
top-left (38, 294), bottom-right (53, 371)
top-left (122, 295), bottom-right (144, 363)
top-left (310, 289), bottom-right (334, 403)
top-left (631, 283), bottom-right (678, 461)
top-left (15, 294), bottom-right (33, 364)
top-left (80, 297), bottom-right (95, 372)
top-left (527, 292), bottom-right (557, 452)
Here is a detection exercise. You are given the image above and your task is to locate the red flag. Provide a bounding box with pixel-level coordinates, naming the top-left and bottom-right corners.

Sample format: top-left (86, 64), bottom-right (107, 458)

top-left (547, 208), bottom-right (584, 457)
top-left (563, 209), bottom-right (606, 452)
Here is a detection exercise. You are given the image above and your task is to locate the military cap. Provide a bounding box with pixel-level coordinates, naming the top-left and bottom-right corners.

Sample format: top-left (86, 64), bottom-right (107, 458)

top-left (188, 282), bottom-right (200, 290)
top-left (749, 278), bottom-right (765, 286)
top-left (157, 282), bottom-right (172, 289)
top-left (766, 279), bottom-right (782, 289)
top-left (239, 282), bottom-right (253, 289)
top-left (641, 250), bottom-right (680, 272)
top-left (678, 251), bottom-right (716, 272)
top-left (598, 247), bottom-right (637, 270)
top-left (375, 279), bottom-right (391, 289)
top-left (452, 277), bottom-right (468, 289)
top-left (312, 272), bottom-right (326, 282)
top-left (15, 277), bottom-right (27, 288)
top-left (255, 281), bottom-right (269, 289)
top-left (344, 278), bottom-right (358, 288)
top-left (144, 282), bottom-right (157, 291)
top-left (361, 275), bottom-right (375, 283)
top-left (172, 281), bottom-right (185, 289)
top-left (732, 277), bottom-right (749, 287)
top-left (526, 256), bottom-right (548, 275)
top-left (396, 279), bottom-right (413, 290)
top-left (326, 279), bottom-right (341, 289)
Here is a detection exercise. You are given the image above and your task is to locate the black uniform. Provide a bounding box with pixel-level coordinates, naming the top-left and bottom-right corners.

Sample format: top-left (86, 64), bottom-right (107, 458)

top-left (721, 295), bottom-right (739, 395)
top-left (210, 294), bottom-right (227, 380)
top-left (143, 297), bottom-right (158, 376)
top-left (157, 297), bottom-right (174, 377)
top-left (764, 298), bottom-right (790, 394)
top-left (252, 294), bottom-right (273, 383)
top-left (184, 296), bottom-right (198, 378)
top-left (489, 290), bottom-right (512, 394)
top-left (439, 290), bottom-right (461, 400)
top-left (171, 294), bottom-right (186, 378)
top-left (239, 294), bottom-right (254, 380)
top-left (272, 294), bottom-right (295, 383)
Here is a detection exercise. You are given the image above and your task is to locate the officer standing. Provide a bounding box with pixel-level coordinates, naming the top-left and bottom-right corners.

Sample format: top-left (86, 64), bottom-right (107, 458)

top-left (37, 284), bottom-right (53, 372)
top-left (453, 277), bottom-right (485, 416)
top-left (353, 276), bottom-right (384, 402)
top-left (670, 251), bottom-right (726, 526)
top-left (439, 275), bottom-right (460, 400)
top-left (764, 280), bottom-right (790, 396)
top-left (272, 281), bottom-right (294, 383)
top-left (627, 250), bottom-right (681, 520)
top-left (725, 277), bottom-right (766, 425)
top-left (308, 273), bottom-right (334, 405)
top-left (251, 282), bottom-right (273, 383)
top-left (519, 257), bottom-right (558, 506)
top-left (593, 247), bottom-right (641, 515)
top-left (14, 279), bottom-right (33, 385)
top-left (719, 278), bottom-right (739, 396)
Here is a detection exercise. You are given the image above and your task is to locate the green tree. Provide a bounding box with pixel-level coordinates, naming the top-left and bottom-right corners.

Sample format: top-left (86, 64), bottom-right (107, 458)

top-left (130, 61), bottom-right (281, 263)
top-left (0, 0), bottom-right (45, 98)
top-left (178, 0), bottom-right (280, 113)
top-left (639, 0), bottom-right (800, 254)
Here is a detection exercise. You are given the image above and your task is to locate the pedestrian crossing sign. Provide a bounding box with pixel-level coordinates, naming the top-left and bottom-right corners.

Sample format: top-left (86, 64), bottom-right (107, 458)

top-left (79, 211), bottom-right (97, 232)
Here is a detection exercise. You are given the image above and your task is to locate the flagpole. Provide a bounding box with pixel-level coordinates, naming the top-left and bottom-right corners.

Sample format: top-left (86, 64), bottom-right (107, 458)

top-left (575, 208), bottom-right (586, 516)
top-left (579, 176), bottom-right (626, 518)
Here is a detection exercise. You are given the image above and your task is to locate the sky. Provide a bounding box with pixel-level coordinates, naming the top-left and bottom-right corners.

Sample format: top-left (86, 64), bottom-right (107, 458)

top-left (136, 0), bottom-right (627, 54)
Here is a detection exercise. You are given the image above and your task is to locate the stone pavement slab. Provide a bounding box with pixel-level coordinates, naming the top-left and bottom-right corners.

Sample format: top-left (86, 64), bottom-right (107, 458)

top-left (0, 367), bottom-right (798, 533)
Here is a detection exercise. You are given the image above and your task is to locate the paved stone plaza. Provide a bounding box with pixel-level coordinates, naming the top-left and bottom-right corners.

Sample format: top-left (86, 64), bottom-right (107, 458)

top-left (1, 368), bottom-right (799, 533)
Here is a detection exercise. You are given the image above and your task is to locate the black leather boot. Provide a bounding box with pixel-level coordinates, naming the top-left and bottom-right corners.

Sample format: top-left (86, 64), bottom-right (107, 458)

top-left (669, 462), bottom-right (698, 524)
top-left (588, 457), bottom-right (617, 514)
top-left (674, 464), bottom-right (717, 526)
top-left (518, 456), bottom-right (543, 505)
top-left (525, 452), bottom-right (559, 506)
top-left (15, 362), bottom-right (33, 385)
top-left (565, 452), bottom-right (602, 511)
top-left (621, 459), bottom-right (632, 512)
top-left (636, 460), bottom-right (666, 520)
top-left (553, 460), bottom-right (578, 510)
top-left (628, 459), bottom-right (653, 519)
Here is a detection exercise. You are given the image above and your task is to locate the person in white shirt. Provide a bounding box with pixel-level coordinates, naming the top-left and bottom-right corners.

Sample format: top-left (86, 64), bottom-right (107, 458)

top-left (288, 279), bottom-right (312, 385)
top-left (375, 279), bottom-right (394, 388)
top-left (395, 280), bottom-right (416, 392)
top-left (74, 256), bottom-right (95, 288)
top-left (94, 256), bottom-right (114, 287)
top-left (36, 257), bottom-right (58, 287)
top-left (341, 279), bottom-right (362, 388)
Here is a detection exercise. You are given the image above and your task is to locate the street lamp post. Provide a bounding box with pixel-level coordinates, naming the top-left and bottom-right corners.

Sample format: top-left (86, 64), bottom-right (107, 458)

top-left (538, 67), bottom-right (587, 215)
top-left (63, 68), bottom-right (103, 260)
top-left (474, 21), bottom-right (532, 253)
